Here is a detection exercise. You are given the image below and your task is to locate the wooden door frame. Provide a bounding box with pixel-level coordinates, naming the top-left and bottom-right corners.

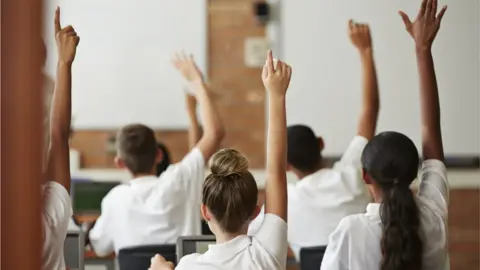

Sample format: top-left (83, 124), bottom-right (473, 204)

top-left (1, 0), bottom-right (44, 269)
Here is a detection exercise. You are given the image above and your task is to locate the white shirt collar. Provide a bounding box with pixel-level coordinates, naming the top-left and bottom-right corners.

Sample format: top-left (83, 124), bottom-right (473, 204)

top-left (365, 203), bottom-right (381, 222)
top-left (128, 175), bottom-right (158, 185)
top-left (204, 235), bottom-right (252, 261)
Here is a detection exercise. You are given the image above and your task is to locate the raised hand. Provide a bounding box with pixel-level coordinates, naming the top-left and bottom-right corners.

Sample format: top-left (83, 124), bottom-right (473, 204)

top-left (148, 254), bottom-right (174, 270)
top-left (172, 52), bottom-right (204, 83)
top-left (54, 7), bottom-right (80, 64)
top-left (262, 50), bottom-right (292, 96)
top-left (348, 20), bottom-right (372, 51)
top-left (399, 0), bottom-right (447, 49)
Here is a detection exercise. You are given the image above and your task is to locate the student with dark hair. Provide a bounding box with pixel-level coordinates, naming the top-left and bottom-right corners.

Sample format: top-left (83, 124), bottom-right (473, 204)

top-left (42, 7), bottom-right (80, 270)
top-left (150, 50), bottom-right (292, 269)
top-left (156, 142), bottom-right (171, 176)
top-left (88, 53), bottom-right (225, 256)
top-left (321, 1), bottom-right (449, 269)
top-left (249, 21), bottom-right (379, 259)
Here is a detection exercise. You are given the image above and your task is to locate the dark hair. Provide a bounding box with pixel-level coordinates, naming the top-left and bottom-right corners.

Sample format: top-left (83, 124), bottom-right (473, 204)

top-left (361, 131), bottom-right (422, 270)
top-left (202, 148), bottom-right (258, 233)
top-left (287, 125), bottom-right (321, 172)
top-left (116, 124), bottom-right (158, 175)
top-left (156, 142), bottom-right (171, 176)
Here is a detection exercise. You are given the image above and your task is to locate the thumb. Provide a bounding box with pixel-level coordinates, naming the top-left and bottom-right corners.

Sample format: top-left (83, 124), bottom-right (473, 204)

top-left (398, 11), bottom-right (412, 28)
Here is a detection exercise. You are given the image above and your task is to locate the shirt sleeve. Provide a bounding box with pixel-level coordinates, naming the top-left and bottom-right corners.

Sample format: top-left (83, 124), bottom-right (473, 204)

top-left (43, 181), bottom-right (73, 229)
top-left (320, 218), bottom-right (350, 270)
top-left (171, 148), bottom-right (205, 195)
top-left (254, 214), bottom-right (288, 269)
top-left (247, 205), bottom-right (265, 235)
top-left (89, 195), bottom-right (114, 257)
top-left (336, 136), bottom-right (369, 169)
top-left (417, 159), bottom-right (449, 216)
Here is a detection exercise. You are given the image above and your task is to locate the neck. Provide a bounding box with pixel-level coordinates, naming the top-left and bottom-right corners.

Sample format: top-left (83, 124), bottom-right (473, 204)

top-left (131, 172), bottom-right (156, 179)
top-left (294, 160), bottom-right (325, 180)
top-left (213, 225), bottom-right (248, 244)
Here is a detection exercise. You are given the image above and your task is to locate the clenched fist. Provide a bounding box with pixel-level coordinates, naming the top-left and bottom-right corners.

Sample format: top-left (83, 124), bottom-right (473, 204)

top-left (54, 7), bottom-right (80, 64)
top-left (262, 50), bottom-right (292, 97)
top-left (348, 20), bottom-right (372, 51)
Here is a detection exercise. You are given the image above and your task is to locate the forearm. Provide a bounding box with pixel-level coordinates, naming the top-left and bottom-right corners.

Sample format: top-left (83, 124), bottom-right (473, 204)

top-left (192, 82), bottom-right (224, 138)
top-left (266, 94), bottom-right (287, 176)
top-left (265, 94), bottom-right (288, 219)
top-left (357, 49), bottom-right (379, 139)
top-left (50, 62), bottom-right (72, 142)
top-left (187, 116), bottom-right (202, 150)
top-left (416, 47), bottom-right (444, 159)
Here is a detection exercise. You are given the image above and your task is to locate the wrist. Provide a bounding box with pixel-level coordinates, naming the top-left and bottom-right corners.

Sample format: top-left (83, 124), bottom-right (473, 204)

top-left (415, 45), bottom-right (432, 55)
top-left (57, 60), bottom-right (73, 67)
top-left (267, 91), bottom-right (286, 101)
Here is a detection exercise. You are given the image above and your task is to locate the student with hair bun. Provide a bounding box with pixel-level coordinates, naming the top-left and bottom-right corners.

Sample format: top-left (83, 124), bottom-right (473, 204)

top-left (321, 1), bottom-right (449, 269)
top-left (149, 50), bottom-right (292, 270)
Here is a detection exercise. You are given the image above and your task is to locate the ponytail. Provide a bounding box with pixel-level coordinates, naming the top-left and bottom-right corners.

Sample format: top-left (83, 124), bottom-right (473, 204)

top-left (380, 183), bottom-right (423, 270)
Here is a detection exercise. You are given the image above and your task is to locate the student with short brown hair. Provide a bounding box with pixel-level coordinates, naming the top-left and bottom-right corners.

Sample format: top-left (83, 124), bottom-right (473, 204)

top-left (150, 50), bottom-right (292, 270)
top-left (88, 53), bottom-right (225, 256)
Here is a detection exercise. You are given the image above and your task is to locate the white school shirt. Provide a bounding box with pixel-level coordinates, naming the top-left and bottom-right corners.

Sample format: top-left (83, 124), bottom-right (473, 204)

top-left (89, 148), bottom-right (205, 256)
top-left (42, 181), bottom-right (73, 270)
top-left (248, 136), bottom-right (371, 259)
top-left (321, 159), bottom-right (449, 270)
top-left (176, 214), bottom-right (288, 270)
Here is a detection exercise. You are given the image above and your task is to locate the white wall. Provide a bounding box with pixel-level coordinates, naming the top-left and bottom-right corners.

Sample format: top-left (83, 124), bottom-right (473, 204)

top-left (270, 0), bottom-right (479, 156)
top-left (43, 0), bottom-right (207, 130)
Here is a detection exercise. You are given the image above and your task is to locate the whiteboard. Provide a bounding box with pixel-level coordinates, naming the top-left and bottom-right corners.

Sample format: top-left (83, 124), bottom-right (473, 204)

top-left (281, 0), bottom-right (479, 155)
top-left (43, 0), bottom-right (207, 129)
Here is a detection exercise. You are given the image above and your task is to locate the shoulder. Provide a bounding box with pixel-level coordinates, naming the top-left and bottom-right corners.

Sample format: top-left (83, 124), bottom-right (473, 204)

top-left (176, 253), bottom-right (203, 269)
top-left (42, 182), bottom-right (72, 228)
top-left (331, 214), bottom-right (367, 240)
top-left (101, 184), bottom-right (129, 207)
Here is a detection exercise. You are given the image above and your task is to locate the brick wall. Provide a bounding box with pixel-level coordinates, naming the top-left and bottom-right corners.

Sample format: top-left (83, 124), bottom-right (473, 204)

top-left (69, 1), bottom-right (479, 269)
top-left (70, 0), bottom-right (266, 169)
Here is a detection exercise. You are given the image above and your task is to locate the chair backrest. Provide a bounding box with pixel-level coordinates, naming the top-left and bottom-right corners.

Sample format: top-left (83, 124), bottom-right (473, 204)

top-left (176, 236), bottom-right (216, 260)
top-left (64, 231), bottom-right (84, 270)
top-left (118, 244), bottom-right (176, 270)
top-left (299, 246), bottom-right (328, 270)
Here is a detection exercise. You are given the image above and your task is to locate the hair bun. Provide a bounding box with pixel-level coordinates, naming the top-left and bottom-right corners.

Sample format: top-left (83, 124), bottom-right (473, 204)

top-left (210, 148), bottom-right (249, 177)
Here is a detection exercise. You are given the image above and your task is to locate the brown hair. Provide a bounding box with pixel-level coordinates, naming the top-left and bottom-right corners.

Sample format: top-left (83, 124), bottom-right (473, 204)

top-left (116, 124), bottom-right (158, 175)
top-left (202, 148), bottom-right (258, 233)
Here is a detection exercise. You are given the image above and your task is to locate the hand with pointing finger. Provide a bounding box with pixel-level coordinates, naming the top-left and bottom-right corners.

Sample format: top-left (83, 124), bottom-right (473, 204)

top-left (262, 50), bottom-right (292, 97)
top-left (398, 0), bottom-right (447, 50)
top-left (54, 7), bottom-right (80, 64)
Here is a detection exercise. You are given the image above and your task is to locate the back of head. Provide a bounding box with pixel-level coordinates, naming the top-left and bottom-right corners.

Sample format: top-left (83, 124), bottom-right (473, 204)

top-left (116, 124), bottom-right (158, 175)
top-left (361, 131), bottom-right (422, 270)
top-left (202, 148), bottom-right (258, 233)
top-left (287, 125), bottom-right (321, 172)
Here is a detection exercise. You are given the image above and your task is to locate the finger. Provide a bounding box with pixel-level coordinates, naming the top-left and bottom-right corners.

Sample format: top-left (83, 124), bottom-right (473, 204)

top-left (62, 25), bottom-right (74, 33)
top-left (424, 0), bottom-right (433, 18)
top-left (417, 0), bottom-right (427, 19)
top-left (54, 7), bottom-right (61, 34)
top-left (436, 5), bottom-right (447, 23)
top-left (277, 60), bottom-right (285, 74)
top-left (432, 0), bottom-right (438, 17)
top-left (74, 36), bottom-right (80, 46)
top-left (66, 31), bottom-right (77, 36)
top-left (286, 65), bottom-right (292, 81)
top-left (348, 19), bottom-right (354, 30)
top-left (166, 262), bottom-right (174, 268)
top-left (266, 50), bottom-right (274, 74)
top-left (398, 11), bottom-right (412, 28)
top-left (262, 63), bottom-right (268, 79)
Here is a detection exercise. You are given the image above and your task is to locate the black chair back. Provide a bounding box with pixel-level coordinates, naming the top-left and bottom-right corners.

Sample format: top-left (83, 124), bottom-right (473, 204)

top-left (118, 244), bottom-right (176, 270)
top-left (299, 246), bottom-right (328, 270)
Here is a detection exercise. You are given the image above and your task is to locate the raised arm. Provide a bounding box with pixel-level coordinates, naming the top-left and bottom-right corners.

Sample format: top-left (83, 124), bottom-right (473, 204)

top-left (262, 50), bottom-right (292, 221)
top-left (348, 20), bottom-right (379, 140)
top-left (185, 93), bottom-right (202, 150)
top-left (399, 0), bottom-right (447, 160)
top-left (173, 53), bottom-right (225, 161)
top-left (46, 7), bottom-right (80, 191)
